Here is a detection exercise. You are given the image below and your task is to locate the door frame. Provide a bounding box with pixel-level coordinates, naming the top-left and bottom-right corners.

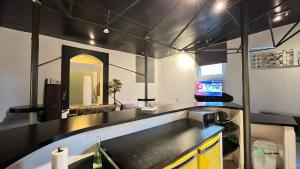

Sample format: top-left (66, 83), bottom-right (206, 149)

top-left (61, 45), bottom-right (109, 109)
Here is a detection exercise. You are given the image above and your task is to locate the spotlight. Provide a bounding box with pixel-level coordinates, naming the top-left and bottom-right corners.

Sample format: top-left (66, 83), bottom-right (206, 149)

top-left (273, 15), bottom-right (282, 22)
top-left (103, 27), bottom-right (110, 34)
top-left (214, 0), bottom-right (226, 13)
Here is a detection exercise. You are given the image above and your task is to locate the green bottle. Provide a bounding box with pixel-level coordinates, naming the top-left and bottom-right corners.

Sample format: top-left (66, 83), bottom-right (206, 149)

top-left (93, 136), bottom-right (103, 169)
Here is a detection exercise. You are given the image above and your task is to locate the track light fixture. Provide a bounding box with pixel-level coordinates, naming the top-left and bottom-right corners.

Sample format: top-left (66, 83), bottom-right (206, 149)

top-left (103, 27), bottom-right (110, 34)
top-left (103, 10), bottom-right (110, 34)
top-left (273, 9), bottom-right (290, 23)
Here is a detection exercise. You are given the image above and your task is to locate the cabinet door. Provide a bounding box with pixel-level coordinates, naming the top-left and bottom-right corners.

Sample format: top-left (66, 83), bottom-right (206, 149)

top-left (164, 150), bottom-right (198, 169)
top-left (198, 135), bottom-right (221, 169)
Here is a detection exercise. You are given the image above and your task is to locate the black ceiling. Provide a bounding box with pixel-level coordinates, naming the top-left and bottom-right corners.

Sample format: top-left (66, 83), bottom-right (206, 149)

top-left (0, 0), bottom-right (299, 58)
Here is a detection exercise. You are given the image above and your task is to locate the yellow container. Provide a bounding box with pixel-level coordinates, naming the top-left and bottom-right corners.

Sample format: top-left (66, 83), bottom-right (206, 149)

top-left (164, 150), bottom-right (198, 169)
top-left (198, 134), bottom-right (221, 169)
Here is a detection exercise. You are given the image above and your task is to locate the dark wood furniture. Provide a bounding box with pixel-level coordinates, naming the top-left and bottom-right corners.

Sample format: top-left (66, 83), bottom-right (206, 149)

top-left (42, 81), bottom-right (62, 121)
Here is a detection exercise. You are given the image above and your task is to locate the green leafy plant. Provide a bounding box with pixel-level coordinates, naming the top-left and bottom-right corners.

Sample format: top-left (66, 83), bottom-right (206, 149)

top-left (109, 79), bottom-right (123, 105)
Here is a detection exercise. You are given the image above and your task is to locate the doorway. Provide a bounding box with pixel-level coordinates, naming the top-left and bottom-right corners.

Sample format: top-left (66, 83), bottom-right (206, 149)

top-left (61, 45), bottom-right (109, 109)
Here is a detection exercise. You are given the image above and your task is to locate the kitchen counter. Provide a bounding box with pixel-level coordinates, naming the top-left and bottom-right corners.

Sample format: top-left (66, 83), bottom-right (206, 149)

top-left (0, 102), bottom-right (241, 168)
top-left (101, 119), bottom-right (224, 169)
top-left (250, 113), bottom-right (297, 128)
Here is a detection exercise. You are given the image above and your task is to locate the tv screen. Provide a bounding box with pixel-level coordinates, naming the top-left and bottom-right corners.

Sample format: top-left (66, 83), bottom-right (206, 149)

top-left (195, 80), bottom-right (223, 96)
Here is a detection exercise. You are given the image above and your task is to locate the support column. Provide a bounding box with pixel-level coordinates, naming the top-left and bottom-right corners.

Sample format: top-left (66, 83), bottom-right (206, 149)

top-left (30, 0), bottom-right (41, 123)
top-left (144, 41), bottom-right (149, 103)
top-left (240, 0), bottom-right (251, 168)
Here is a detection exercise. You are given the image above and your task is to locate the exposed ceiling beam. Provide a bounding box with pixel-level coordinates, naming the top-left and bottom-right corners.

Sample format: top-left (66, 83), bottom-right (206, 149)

top-left (169, 2), bottom-right (208, 46)
top-left (72, 0), bottom-right (149, 29)
top-left (144, 0), bottom-right (181, 37)
top-left (181, 0), bottom-right (242, 50)
top-left (226, 9), bottom-right (240, 28)
top-left (66, 15), bottom-right (179, 51)
top-left (182, 19), bottom-right (232, 50)
top-left (186, 28), bottom-right (239, 52)
top-left (41, 3), bottom-right (180, 52)
top-left (52, 0), bottom-right (70, 16)
top-left (248, 0), bottom-right (290, 24)
top-left (108, 0), bottom-right (142, 25)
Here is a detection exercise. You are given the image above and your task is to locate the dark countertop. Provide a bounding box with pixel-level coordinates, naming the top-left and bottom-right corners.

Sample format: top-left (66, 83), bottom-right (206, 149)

top-left (0, 102), bottom-right (241, 168)
top-left (101, 119), bottom-right (224, 169)
top-left (9, 104), bottom-right (44, 113)
top-left (250, 113), bottom-right (297, 127)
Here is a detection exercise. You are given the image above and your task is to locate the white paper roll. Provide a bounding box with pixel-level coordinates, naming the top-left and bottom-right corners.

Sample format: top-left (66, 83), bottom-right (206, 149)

top-left (51, 147), bottom-right (68, 169)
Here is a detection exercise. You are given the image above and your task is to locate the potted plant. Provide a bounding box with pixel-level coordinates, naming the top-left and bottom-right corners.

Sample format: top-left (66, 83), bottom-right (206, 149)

top-left (109, 79), bottom-right (123, 105)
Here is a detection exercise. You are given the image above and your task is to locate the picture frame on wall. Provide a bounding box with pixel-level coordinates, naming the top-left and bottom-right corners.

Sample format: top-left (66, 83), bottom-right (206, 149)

top-left (251, 49), bottom-right (300, 69)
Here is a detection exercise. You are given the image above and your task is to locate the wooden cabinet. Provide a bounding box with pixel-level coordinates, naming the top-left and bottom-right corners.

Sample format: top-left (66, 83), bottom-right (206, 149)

top-left (164, 134), bottom-right (221, 169)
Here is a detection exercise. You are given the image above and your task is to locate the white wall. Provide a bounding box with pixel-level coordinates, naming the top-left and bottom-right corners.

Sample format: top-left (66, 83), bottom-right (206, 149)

top-left (157, 23), bottom-right (300, 115)
top-left (0, 27), bottom-right (158, 122)
top-left (157, 53), bottom-right (196, 104)
top-left (226, 23), bottom-right (300, 115)
top-left (0, 27), bottom-right (31, 122)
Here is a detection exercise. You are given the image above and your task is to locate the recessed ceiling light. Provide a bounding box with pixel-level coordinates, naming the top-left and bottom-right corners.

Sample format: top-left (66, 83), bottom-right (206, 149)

top-left (145, 36), bottom-right (150, 39)
top-left (273, 15), bottom-right (282, 22)
top-left (89, 40), bottom-right (95, 45)
top-left (214, 0), bottom-right (226, 13)
top-left (103, 27), bottom-right (110, 34)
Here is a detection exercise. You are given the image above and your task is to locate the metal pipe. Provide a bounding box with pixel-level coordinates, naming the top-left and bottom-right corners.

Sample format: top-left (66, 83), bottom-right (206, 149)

top-left (267, 13), bottom-right (276, 47)
top-left (38, 57), bottom-right (62, 67)
top-left (241, 0), bottom-right (251, 168)
top-left (109, 63), bottom-right (145, 76)
top-left (144, 1), bottom-right (181, 37)
top-left (276, 21), bottom-right (299, 46)
top-left (182, 19), bottom-right (232, 50)
top-left (108, 0), bottom-right (142, 25)
top-left (30, 0), bottom-right (41, 124)
top-left (277, 29), bottom-right (300, 47)
top-left (144, 41), bottom-right (149, 102)
top-left (226, 9), bottom-right (240, 28)
top-left (248, 0), bottom-right (290, 24)
top-left (169, 2), bottom-right (207, 46)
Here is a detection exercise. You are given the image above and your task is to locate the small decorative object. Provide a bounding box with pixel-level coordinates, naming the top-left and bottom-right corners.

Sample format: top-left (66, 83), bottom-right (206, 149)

top-left (109, 79), bottom-right (123, 105)
top-left (93, 136), bottom-right (102, 169)
top-left (51, 147), bottom-right (68, 169)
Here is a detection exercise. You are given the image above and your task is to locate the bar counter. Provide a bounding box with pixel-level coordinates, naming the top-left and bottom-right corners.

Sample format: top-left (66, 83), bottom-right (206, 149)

top-left (0, 102), bottom-right (242, 168)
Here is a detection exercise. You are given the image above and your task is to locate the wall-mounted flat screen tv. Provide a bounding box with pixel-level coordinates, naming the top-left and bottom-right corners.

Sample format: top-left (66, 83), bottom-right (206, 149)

top-left (195, 80), bottom-right (223, 96)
